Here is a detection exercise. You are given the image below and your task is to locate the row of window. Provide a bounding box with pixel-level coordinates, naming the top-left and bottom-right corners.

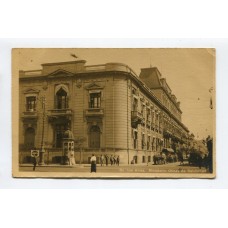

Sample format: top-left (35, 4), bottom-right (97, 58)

top-left (25, 89), bottom-right (101, 112)
top-left (132, 131), bottom-right (163, 151)
top-left (132, 88), bottom-right (183, 135)
top-left (132, 98), bottom-right (161, 124)
top-left (24, 125), bottom-right (102, 149)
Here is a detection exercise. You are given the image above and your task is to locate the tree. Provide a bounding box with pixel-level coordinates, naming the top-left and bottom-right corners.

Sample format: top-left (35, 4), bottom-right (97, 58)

top-left (74, 136), bottom-right (86, 164)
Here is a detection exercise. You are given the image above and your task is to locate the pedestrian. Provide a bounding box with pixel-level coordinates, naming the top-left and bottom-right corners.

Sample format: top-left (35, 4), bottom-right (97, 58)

top-left (90, 154), bottom-right (97, 173)
top-left (113, 155), bottom-right (117, 165)
top-left (69, 152), bottom-right (76, 166)
top-left (153, 155), bottom-right (157, 165)
top-left (178, 152), bottom-right (184, 165)
top-left (116, 155), bottom-right (120, 166)
top-left (33, 156), bottom-right (38, 171)
top-left (100, 154), bottom-right (105, 166)
top-left (198, 155), bottom-right (203, 169)
top-left (105, 154), bottom-right (109, 166)
top-left (110, 155), bottom-right (113, 165)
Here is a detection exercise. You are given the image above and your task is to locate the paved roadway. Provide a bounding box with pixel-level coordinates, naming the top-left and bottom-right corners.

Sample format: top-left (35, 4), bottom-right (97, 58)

top-left (19, 162), bottom-right (208, 173)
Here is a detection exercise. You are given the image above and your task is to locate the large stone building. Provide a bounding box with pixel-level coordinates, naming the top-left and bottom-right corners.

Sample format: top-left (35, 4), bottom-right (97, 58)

top-left (19, 59), bottom-right (189, 164)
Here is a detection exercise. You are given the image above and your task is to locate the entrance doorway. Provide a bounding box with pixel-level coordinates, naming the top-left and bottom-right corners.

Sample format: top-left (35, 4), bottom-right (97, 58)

top-left (89, 126), bottom-right (100, 148)
top-left (24, 127), bottom-right (35, 149)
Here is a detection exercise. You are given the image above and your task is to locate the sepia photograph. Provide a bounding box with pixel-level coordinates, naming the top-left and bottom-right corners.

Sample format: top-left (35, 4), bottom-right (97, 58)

top-left (12, 48), bottom-right (215, 178)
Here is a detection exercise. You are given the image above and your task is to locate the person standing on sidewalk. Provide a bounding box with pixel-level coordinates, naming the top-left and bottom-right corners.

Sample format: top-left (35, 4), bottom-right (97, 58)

top-left (110, 155), bottom-right (113, 165)
top-left (100, 154), bottom-right (104, 166)
top-left (33, 156), bottom-right (38, 171)
top-left (90, 154), bottom-right (97, 173)
top-left (116, 156), bottom-right (120, 166)
top-left (105, 154), bottom-right (109, 166)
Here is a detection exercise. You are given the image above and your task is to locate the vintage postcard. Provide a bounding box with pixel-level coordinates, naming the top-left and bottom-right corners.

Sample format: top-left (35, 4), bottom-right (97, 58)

top-left (12, 48), bottom-right (215, 178)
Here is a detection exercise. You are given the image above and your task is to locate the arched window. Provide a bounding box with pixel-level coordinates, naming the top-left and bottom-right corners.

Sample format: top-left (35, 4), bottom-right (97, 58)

top-left (56, 88), bottom-right (68, 109)
top-left (89, 126), bottom-right (101, 148)
top-left (24, 127), bottom-right (35, 149)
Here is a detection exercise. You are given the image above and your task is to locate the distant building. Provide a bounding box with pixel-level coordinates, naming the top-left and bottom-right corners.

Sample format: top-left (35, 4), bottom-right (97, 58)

top-left (19, 59), bottom-right (189, 164)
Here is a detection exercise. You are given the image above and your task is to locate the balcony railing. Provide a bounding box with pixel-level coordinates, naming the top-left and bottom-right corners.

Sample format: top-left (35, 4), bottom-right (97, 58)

top-left (85, 108), bottom-right (104, 117)
top-left (47, 109), bottom-right (73, 116)
top-left (131, 111), bottom-right (143, 121)
top-left (22, 110), bottom-right (38, 119)
top-left (131, 111), bottom-right (143, 128)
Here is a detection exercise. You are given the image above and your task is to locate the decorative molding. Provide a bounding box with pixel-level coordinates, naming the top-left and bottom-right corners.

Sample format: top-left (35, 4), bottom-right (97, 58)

top-left (23, 88), bottom-right (40, 94)
top-left (140, 96), bottom-right (145, 102)
top-left (55, 84), bottom-right (69, 94)
top-left (85, 82), bottom-right (104, 90)
top-left (76, 79), bottom-right (82, 88)
top-left (42, 81), bottom-right (48, 90)
top-left (47, 69), bottom-right (74, 78)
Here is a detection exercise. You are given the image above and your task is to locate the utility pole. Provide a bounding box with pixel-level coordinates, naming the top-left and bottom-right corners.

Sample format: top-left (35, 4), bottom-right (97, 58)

top-left (39, 96), bottom-right (46, 165)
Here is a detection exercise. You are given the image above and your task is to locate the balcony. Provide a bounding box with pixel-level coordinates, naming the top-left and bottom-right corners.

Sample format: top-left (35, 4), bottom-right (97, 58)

top-left (22, 110), bottom-right (38, 120)
top-left (163, 128), bottom-right (172, 137)
top-left (85, 108), bottom-right (104, 117)
top-left (131, 111), bottom-right (143, 128)
top-left (47, 109), bottom-right (73, 121)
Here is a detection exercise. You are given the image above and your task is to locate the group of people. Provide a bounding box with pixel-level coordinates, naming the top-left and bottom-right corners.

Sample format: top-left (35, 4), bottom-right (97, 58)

top-left (153, 153), bottom-right (179, 165)
top-left (90, 154), bottom-right (120, 173)
top-left (100, 154), bottom-right (120, 166)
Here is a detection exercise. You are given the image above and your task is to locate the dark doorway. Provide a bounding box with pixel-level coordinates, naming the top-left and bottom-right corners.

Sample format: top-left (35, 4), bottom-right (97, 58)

top-left (24, 127), bottom-right (35, 149)
top-left (133, 155), bottom-right (138, 164)
top-left (55, 124), bottom-right (68, 148)
top-left (89, 126), bottom-right (100, 148)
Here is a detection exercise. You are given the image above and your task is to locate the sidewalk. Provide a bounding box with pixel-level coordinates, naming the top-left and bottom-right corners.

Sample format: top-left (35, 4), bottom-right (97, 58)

top-left (19, 162), bottom-right (181, 168)
top-left (19, 163), bottom-right (153, 168)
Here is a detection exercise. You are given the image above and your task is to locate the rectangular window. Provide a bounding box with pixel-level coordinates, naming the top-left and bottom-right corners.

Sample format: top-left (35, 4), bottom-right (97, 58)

top-left (133, 98), bottom-right (138, 112)
top-left (142, 133), bottom-right (145, 149)
top-left (146, 108), bottom-right (150, 121)
top-left (26, 96), bottom-right (36, 111)
top-left (141, 103), bottom-right (144, 115)
top-left (89, 92), bottom-right (101, 108)
top-left (147, 136), bottom-right (151, 150)
top-left (133, 131), bottom-right (138, 149)
top-left (152, 137), bottom-right (156, 151)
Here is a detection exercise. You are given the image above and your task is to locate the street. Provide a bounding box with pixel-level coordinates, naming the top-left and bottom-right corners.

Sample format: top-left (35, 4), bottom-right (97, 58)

top-left (19, 162), bottom-right (208, 173)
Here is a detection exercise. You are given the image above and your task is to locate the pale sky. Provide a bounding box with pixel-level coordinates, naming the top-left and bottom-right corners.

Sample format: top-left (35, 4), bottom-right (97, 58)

top-left (15, 48), bottom-right (215, 140)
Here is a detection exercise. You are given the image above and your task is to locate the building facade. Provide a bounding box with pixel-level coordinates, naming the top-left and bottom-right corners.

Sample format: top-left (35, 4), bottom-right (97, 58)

top-left (19, 60), bottom-right (189, 164)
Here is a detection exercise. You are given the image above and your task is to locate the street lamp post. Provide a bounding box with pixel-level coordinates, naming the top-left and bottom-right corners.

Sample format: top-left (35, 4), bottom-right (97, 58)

top-left (39, 96), bottom-right (46, 165)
